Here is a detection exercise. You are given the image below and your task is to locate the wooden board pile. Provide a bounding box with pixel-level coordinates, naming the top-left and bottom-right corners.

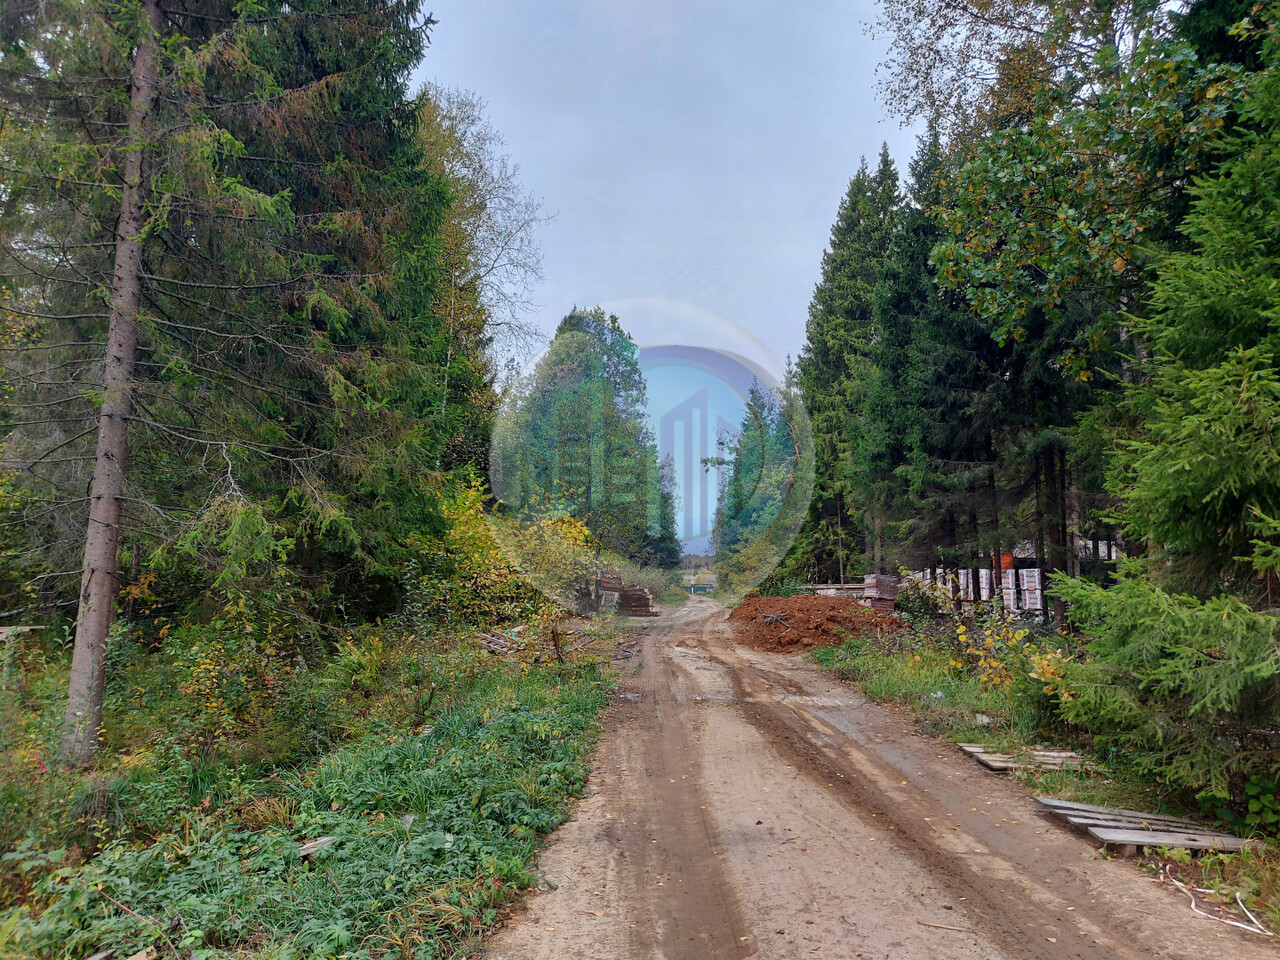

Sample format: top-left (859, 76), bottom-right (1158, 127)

top-left (617, 583), bottom-right (659, 617)
top-left (1036, 796), bottom-right (1248, 857)
top-left (595, 570), bottom-right (623, 612)
top-left (959, 743), bottom-right (1095, 772)
top-left (595, 571), bottom-right (623, 592)
top-left (476, 630), bottom-right (527, 655)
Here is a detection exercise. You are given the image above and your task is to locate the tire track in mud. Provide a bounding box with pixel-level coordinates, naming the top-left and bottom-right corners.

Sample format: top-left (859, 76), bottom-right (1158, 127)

top-left (486, 599), bottom-right (1275, 960)
top-left (715, 643), bottom-right (1112, 959)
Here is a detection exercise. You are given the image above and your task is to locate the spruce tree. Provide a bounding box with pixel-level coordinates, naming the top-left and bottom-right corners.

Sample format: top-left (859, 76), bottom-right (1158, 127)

top-left (795, 146), bottom-right (899, 581)
top-left (1053, 12), bottom-right (1280, 805)
top-left (0, 0), bottom-right (455, 764)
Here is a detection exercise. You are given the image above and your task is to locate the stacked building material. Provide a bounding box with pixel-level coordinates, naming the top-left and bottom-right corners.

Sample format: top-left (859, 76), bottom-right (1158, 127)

top-left (617, 583), bottom-right (659, 617)
top-left (861, 574), bottom-right (899, 613)
top-left (595, 570), bottom-right (623, 592)
top-left (595, 570), bottom-right (623, 612)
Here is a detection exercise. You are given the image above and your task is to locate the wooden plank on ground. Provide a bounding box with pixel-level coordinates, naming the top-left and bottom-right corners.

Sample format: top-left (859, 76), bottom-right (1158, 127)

top-left (1065, 814), bottom-right (1206, 832)
top-left (1086, 826), bottom-right (1246, 854)
top-left (1035, 795), bottom-right (1243, 856)
top-left (960, 744), bottom-right (1091, 772)
top-left (1059, 807), bottom-right (1203, 828)
top-left (1035, 796), bottom-right (1201, 829)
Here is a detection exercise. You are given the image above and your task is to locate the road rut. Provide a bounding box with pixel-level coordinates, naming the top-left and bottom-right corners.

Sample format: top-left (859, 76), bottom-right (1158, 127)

top-left (484, 598), bottom-right (1276, 960)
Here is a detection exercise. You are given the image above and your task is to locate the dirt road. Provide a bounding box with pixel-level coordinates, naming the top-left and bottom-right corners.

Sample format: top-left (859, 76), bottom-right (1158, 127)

top-left (484, 598), bottom-right (1275, 960)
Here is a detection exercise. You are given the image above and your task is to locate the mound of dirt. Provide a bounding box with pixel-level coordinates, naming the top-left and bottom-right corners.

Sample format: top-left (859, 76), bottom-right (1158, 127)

top-left (727, 594), bottom-right (905, 652)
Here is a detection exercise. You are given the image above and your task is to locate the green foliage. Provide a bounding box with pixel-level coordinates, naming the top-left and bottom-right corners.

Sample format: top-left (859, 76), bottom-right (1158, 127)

top-left (402, 477), bottom-right (552, 629)
top-left (933, 39), bottom-right (1237, 367)
top-left (755, 574), bottom-right (806, 598)
top-left (1041, 6), bottom-right (1280, 817)
top-left (491, 309), bottom-right (680, 570)
top-left (0, 0), bottom-right (488, 624)
top-left (794, 147), bottom-right (900, 581)
top-left (1053, 572), bottom-right (1280, 807)
top-left (1244, 776), bottom-right (1280, 832)
top-left (1110, 19), bottom-right (1280, 592)
top-left (1115, 348), bottom-right (1280, 589)
top-left (712, 379), bottom-right (815, 595)
top-left (1, 649), bottom-right (612, 958)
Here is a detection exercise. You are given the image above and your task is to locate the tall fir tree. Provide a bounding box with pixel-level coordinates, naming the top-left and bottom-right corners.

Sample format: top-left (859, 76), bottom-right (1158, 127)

top-left (0, 0), bottom-right (465, 763)
top-left (794, 145), bottom-right (899, 581)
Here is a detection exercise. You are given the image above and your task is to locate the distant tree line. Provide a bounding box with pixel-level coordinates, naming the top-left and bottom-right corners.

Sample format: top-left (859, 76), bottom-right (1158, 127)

top-left (490, 308), bottom-right (681, 571)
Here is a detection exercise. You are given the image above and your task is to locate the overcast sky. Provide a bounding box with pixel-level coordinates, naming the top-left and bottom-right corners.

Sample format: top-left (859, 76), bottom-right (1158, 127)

top-left (411, 0), bottom-right (920, 367)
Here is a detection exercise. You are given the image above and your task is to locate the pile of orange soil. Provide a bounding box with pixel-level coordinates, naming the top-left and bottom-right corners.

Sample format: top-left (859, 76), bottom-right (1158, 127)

top-left (727, 594), bottom-right (905, 652)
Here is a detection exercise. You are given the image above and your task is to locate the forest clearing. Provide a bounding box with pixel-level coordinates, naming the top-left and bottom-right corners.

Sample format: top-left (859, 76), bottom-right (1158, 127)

top-left (4, 0), bottom-right (1280, 958)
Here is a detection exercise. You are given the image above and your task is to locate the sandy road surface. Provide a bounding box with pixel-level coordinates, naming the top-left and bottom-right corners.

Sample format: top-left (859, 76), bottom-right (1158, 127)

top-left (484, 598), bottom-right (1276, 960)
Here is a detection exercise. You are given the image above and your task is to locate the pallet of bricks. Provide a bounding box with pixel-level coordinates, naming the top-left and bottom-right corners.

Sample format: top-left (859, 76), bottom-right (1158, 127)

top-left (617, 582), bottom-right (659, 617)
top-left (595, 570), bottom-right (623, 613)
top-left (862, 574), bottom-right (899, 613)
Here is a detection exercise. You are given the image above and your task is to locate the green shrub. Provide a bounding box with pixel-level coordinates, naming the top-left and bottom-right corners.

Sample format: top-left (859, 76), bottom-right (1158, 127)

top-left (755, 574), bottom-right (806, 597)
top-left (1052, 572), bottom-right (1280, 813)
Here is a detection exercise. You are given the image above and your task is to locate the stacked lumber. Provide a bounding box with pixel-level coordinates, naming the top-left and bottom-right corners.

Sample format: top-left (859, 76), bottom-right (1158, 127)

top-left (595, 570), bottom-right (623, 592)
top-left (617, 583), bottom-right (658, 617)
top-left (595, 570), bottom-right (623, 613)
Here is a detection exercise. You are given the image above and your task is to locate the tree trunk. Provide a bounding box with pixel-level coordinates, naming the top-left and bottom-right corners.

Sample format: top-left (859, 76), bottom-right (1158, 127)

top-left (969, 507), bottom-right (980, 604)
top-left (988, 465), bottom-right (1002, 610)
top-left (944, 507), bottom-right (959, 613)
top-left (1046, 449), bottom-right (1068, 625)
top-left (59, 0), bottom-right (162, 767)
top-left (835, 492), bottom-right (845, 585)
top-left (1035, 458), bottom-right (1049, 624)
top-left (1061, 447), bottom-right (1076, 577)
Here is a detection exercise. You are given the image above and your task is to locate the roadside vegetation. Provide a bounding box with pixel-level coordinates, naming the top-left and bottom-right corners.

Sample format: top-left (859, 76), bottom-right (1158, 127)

top-left (0, 483), bottom-right (622, 957)
top-left (1, 630), bottom-right (611, 958)
top-left (811, 576), bottom-right (1280, 931)
top-left (722, 0), bottom-right (1280, 935)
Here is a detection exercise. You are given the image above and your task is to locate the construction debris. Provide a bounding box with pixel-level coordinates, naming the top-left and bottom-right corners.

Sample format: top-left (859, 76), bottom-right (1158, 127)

top-left (475, 626), bottom-right (601, 662)
top-left (476, 630), bottom-right (526, 655)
